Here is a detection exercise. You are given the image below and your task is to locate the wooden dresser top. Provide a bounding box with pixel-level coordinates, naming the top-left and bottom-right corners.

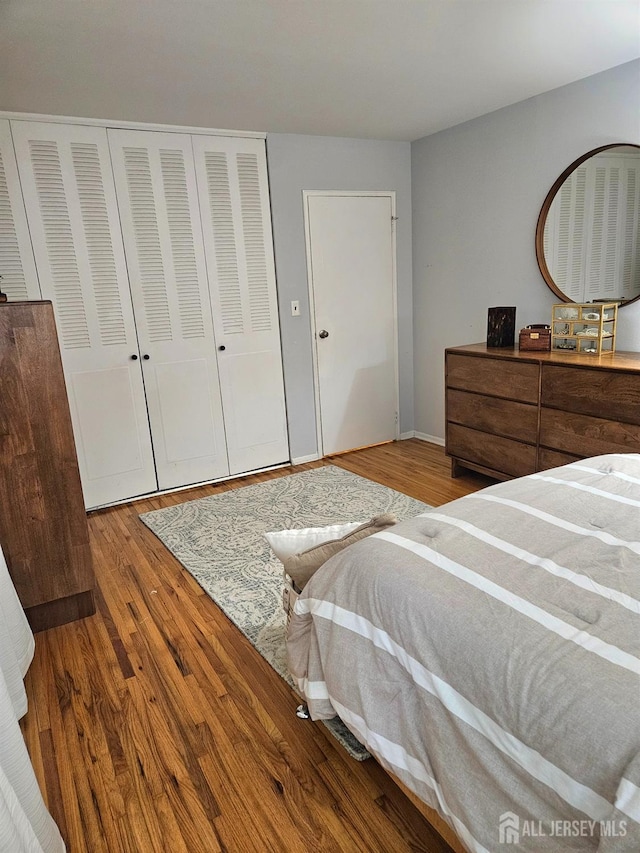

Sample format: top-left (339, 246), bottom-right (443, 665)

top-left (446, 342), bottom-right (640, 373)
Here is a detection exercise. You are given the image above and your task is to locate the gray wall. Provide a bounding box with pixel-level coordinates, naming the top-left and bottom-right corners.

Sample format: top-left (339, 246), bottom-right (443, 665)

top-left (411, 59), bottom-right (640, 442)
top-left (267, 134), bottom-right (413, 461)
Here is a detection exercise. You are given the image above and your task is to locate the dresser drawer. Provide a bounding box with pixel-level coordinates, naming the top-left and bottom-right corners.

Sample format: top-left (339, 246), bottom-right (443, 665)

top-left (540, 407), bottom-right (640, 458)
top-left (446, 353), bottom-right (539, 403)
top-left (447, 424), bottom-right (537, 478)
top-left (447, 389), bottom-right (538, 444)
top-left (537, 447), bottom-right (582, 472)
top-left (542, 365), bottom-right (640, 425)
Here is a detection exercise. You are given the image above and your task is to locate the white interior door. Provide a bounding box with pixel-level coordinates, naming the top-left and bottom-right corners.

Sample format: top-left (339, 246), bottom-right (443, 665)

top-left (305, 193), bottom-right (398, 456)
top-left (108, 129), bottom-right (230, 490)
top-left (11, 120), bottom-right (157, 509)
top-left (192, 135), bottom-right (289, 475)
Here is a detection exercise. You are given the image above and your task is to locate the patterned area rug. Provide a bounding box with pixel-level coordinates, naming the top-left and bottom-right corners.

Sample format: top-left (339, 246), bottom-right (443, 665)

top-left (139, 465), bottom-right (429, 760)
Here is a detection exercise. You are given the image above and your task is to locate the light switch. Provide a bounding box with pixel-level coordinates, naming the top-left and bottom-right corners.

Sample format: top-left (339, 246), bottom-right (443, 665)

top-left (291, 300), bottom-right (300, 316)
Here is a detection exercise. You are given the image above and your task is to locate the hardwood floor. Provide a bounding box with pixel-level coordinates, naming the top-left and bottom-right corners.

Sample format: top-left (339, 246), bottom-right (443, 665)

top-left (21, 440), bottom-right (492, 852)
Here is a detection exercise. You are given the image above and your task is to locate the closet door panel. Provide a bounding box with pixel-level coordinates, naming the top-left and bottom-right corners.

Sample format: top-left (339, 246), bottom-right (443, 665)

top-left (192, 135), bottom-right (289, 474)
top-left (108, 129), bottom-right (229, 489)
top-left (72, 366), bottom-right (151, 480)
top-left (10, 120), bottom-right (157, 508)
top-left (224, 350), bottom-right (290, 450)
top-left (0, 120), bottom-right (41, 300)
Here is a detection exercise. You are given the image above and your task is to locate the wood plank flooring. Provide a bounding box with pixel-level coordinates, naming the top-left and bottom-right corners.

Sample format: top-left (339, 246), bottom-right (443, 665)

top-left (21, 440), bottom-right (492, 852)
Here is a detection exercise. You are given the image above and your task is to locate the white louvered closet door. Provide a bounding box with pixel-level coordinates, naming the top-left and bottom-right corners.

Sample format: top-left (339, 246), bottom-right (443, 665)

top-left (0, 121), bottom-right (41, 300)
top-left (192, 136), bottom-right (289, 475)
top-left (108, 129), bottom-right (229, 489)
top-left (10, 121), bottom-right (157, 509)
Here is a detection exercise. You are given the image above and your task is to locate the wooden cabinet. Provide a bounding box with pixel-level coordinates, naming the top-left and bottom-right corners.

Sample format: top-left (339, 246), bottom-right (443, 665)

top-left (446, 343), bottom-right (640, 480)
top-left (0, 301), bottom-right (95, 631)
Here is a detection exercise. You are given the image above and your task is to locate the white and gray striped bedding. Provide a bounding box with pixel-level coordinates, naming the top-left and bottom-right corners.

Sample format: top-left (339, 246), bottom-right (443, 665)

top-left (286, 454), bottom-right (640, 852)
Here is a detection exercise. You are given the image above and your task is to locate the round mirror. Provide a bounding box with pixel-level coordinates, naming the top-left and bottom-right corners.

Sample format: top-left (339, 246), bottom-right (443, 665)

top-left (535, 143), bottom-right (640, 307)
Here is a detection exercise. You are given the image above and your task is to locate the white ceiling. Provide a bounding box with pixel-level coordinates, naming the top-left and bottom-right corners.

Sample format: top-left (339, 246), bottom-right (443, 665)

top-left (1, 0), bottom-right (639, 141)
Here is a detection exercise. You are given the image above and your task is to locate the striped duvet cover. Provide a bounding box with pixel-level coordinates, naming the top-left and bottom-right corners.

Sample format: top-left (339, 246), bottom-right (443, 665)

top-left (286, 454), bottom-right (640, 852)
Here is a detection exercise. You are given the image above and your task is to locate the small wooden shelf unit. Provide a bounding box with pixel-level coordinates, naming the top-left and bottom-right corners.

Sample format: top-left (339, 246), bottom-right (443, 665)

top-left (445, 342), bottom-right (640, 481)
top-left (551, 302), bottom-right (618, 355)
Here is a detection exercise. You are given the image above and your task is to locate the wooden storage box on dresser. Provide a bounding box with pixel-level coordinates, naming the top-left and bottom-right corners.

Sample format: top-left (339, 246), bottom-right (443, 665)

top-left (518, 325), bottom-right (551, 351)
top-left (0, 300), bottom-right (95, 631)
top-left (446, 343), bottom-right (640, 480)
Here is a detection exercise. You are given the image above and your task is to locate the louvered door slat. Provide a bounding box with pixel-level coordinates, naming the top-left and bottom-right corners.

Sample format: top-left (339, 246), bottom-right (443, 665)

top-left (28, 139), bottom-right (91, 348)
top-left (237, 152), bottom-right (272, 331)
top-left (586, 162), bottom-right (623, 299)
top-left (11, 120), bottom-right (157, 508)
top-left (122, 146), bottom-right (173, 342)
top-left (160, 148), bottom-right (206, 339)
top-left (72, 142), bottom-right (128, 346)
top-left (108, 128), bottom-right (229, 489)
top-left (0, 121), bottom-right (41, 300)
top-left (621, 165), bottom-right (640, 298)
top-left (203, 151), bottom-right (243, 333)
top-left (545, 166), bottom-right (587, 302)
top-left (192, 135), bottom-right (289, 475)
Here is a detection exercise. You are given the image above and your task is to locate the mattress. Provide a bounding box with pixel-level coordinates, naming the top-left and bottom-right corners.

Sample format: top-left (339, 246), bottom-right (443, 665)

top-left (287, 454), bottom-right (640, 851)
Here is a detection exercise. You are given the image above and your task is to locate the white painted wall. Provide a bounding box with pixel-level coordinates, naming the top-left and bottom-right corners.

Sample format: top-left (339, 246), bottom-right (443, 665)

top-left (266, 134), bottom-right (413, 461)
top-left (4, 58), bottom-right (636, 464)
top-left (411, 59), bottom-right (640, 443)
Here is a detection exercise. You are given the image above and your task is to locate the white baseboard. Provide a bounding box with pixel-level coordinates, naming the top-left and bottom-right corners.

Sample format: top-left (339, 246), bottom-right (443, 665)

top-left (291, 452), bottom-right (321, 465)
top-left (413, 432), bottom-right (445, 446)
top-left (292, 435), bottom-right (444, 464)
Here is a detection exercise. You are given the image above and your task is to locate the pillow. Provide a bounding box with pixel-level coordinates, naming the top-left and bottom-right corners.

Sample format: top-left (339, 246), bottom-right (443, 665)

top-left (283, 513), bottom-right (397, 590)
top-left (264, 521), bottom-right (362, 563)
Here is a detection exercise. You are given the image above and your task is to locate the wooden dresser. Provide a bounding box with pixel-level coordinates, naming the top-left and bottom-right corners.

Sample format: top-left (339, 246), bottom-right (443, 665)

top-left (445, 343), bottom-right (640, 480)
top-left (0, 300), bottom-right (95, 631)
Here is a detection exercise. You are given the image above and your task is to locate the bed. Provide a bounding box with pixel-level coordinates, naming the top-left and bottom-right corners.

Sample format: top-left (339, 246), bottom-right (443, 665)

top-left (286, 454), bottom-right (640, 852)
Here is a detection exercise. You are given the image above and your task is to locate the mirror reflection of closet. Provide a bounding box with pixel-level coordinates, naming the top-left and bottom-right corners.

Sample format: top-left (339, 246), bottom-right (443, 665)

top-left (536, 144), bottom-right (640, 307)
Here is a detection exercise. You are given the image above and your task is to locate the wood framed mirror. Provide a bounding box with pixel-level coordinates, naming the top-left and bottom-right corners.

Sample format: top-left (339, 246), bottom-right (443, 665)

top-left (535, 143), bottom-right (640, 306)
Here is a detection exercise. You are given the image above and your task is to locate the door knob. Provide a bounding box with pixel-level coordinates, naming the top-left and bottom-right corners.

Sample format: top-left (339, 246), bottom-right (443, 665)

top-left (318, 330), bottom-right (329, 339)
top-left (143, 354), bottom-right (150, 360)
top-left (218, 345), bottom-right (226, 351)
top-left (130, 354), bottom-right (138, 360)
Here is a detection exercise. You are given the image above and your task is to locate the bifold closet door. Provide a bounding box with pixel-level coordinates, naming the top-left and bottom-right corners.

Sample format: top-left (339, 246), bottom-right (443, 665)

top-left (192, 135), bottom-right (289, 474)
top-left (10, 121), bottom-right (157, 509)
top-left (108, 129), bottom-right (230, 489)
top-left (0, 120), bottom-right (41, 301)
